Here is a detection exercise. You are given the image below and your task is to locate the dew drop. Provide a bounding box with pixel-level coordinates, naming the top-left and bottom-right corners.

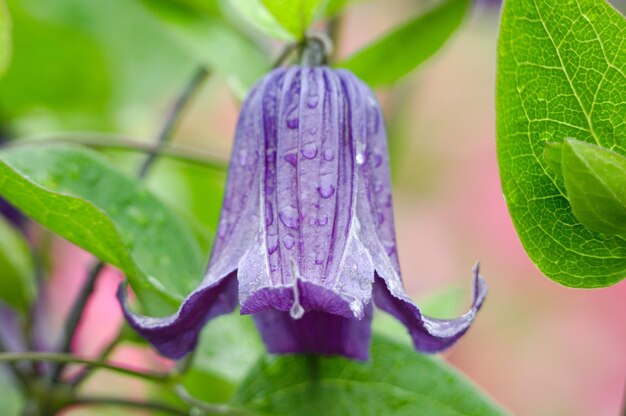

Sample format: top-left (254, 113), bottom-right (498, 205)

top-left (317, 175), bottom-right (335, 199)
top-left (308, 217), bottom-right (317, 226)
top-left (279, 206), bottom-right (299, 229)
top-left (315, 251), bottom-right (326, 264)
top-left (372, 153), bottom-right (383, 167)
top-left (267, 235), bottom-right (279, 254)
top-left (309, 127), bottom-right (317, 135)
top-left (238, 150), bottom-right (247, 167)
top-left (301, 142), bottom-right (318, 159)
top-left (317, 214), bottom-right (328, 226)
top-left (265, 202), bottom-right (274, 226)
top-left (377, 211), bottom-right (385, 225)
top-left (286, 107), bottom-right (299, 129)
top-left (355, 152), bottom-right (366, 165)
top-left (284, 152), bottom-right (297, 167)
top-left (374, 181), bottom-right (384, 193)
top-left (283, 234), bottom-right (295, 249)
top-left (322, 148), bottom-right (334, 161)
top-left (290, 301), bottom-right (305, 319)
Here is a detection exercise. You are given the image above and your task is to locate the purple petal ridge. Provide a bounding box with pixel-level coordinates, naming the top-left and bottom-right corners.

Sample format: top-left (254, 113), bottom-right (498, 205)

top-left (118, 66), bottom-right (487, 361)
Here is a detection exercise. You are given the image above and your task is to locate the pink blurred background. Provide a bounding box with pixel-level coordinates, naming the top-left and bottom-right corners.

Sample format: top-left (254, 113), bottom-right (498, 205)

top-left (39, 2), bottom-right (625, 415)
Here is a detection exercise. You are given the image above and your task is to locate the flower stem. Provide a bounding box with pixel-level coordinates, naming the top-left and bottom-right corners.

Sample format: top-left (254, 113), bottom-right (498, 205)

top-left (0, 352), bottom-right (171, 383)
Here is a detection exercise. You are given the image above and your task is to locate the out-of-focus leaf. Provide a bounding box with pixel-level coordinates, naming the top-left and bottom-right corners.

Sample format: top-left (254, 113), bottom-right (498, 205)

top-left (338, 0), bottom-right (470, 87)
top-left (0, 0), bottom-right (112, 130)
top-left (0, 369), bottom-right (23, 416)
top-left (140, 0), bottom-right (270, 97)
top-left (497, 0), bottom-right (626, 288)
top-left (0, 145), bottom-right (205, 314)
top-left (0, 0), bottom-right (11, 76)
top-left (260, 0), bottom-right (324, 39)
top-left (0, 0), bottom-right (194, 133)
top-left (545, 139), bottom-right (626, 235)
top-left (228, 0), bottom-right (294, 41)
top-left (323, 0), bottom-right (358, 17)
top-left (234, 335), bottom-right (506, 416)
top-left (0, 215), bottom-right (35, 314)
top-left (173, 313), bottom-right (263, 404)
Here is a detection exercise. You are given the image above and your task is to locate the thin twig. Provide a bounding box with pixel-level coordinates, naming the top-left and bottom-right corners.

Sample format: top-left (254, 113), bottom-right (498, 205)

top-left (50, 261), bottom-right (105, 382)
top-left (0, 352), bottom-right (171, 383)
top-left (69, 327), bottom-right (123, 387)
top-left (6, 135), bottom-right (227, 171)
top-left (136, 66), bottom-right (210, 179)
top-left (50, 66), bottom-right (211, 383)
top-left (69, 396), bottom-right (188, 415)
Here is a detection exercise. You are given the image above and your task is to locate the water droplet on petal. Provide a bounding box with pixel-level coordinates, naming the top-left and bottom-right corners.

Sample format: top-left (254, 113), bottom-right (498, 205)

top-left (301, 142), bottom-right (318, 159)
top-left (372, 153), bottom-right (383, 167)
top-left (238, 150), bottom-right (247, 166)
top-left (317, 214), bottom-right (328, 226)
top-left (267, 234), bottom-right (279, 254)
top-left (265, 202), bottom-right (274, 226)
top-left (279, 206), bottom-right (299, 229)
top-left (377, 211), bottom-right (385, 225)
top-left (317, 175), bottom-right (335, 199)
top-left (286, 107), bottom-right (299, 129)
top-left (290, 301), bottom-right (305, 319)
top-left (309, 127), bottom-right (317, 135)
top-left (283, 234), bottom-right (295, 249)
top-left (374, 181), bottom-right (384, 193)
top-left (284, 153), bottom-right (297, 167)
top-left (356, 152), bottom-right (366, 165)
top-left (323, 149), bottom-right (334, 161)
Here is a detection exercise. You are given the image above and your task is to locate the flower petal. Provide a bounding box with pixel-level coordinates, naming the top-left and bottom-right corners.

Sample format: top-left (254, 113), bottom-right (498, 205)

top-left (253, 303), bottom-right (373, 360)
top-left (373, 265), bottom-right (487, 353)
top-left (118, 273), bottom-right (237, 359)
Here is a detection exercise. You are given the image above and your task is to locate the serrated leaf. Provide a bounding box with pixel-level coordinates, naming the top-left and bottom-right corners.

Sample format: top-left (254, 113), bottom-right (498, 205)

top-left (0, 215), bottom-right (35, 314)
top-left (140, 0), bottom-right (270, 97)
top-left (260, 0), bottom-right (323, 39)
top-left (0, 0), bottom-right (11, 77)
top-left (234, 335), bottom-right (507, 416)
top-left (337, 0), bottom-right (470, 87)
top-left (496, 0), bottom-right (626, 288)
top-left (561, 139), bottom-right (626, 235)
top-left (0, 145), bottom-right (205, 314)
top-left (228, 0), bottom-right (294, 41)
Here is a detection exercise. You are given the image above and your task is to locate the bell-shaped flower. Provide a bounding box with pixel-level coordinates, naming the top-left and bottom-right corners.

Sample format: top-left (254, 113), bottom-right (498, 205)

top-left (118, 66), bottom-right (487, 360)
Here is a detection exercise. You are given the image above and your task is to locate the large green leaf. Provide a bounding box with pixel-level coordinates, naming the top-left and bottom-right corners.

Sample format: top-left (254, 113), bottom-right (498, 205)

top-left (234, 335), bottom-right (506, 416)
top-left (0, 215), bottom-right (35, 314)
top-left (337, 0), bottom-right (470, 87)
top-left (260, 0), bottom-right (323, 39)
top-left (0, 0), bottom-right (10, 76)
top-left (0, 145), bottom-right (205, 314)
top-left (545, 139), bottom-right (626, 235)
top-left (140, 0), bottom-right (270, 97)
top-left (496, 0), bottom-right (626, 287)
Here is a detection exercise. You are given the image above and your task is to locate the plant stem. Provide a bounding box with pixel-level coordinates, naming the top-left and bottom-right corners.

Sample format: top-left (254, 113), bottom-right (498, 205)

top-left (136, 66), bottom-right (210, 179)
top-left (175, 385), bottom-right (252, 416)
top-left (0, 352), bottom-right (171, 383)
top-left (69, 396), bottom-right (188, 415)
top-left (273, 42), bottom-right (299, 68)
top-left (69, 327), bottom-right (123, 387)
top-left (49, 66), bottom-right (211, 383)
top-left (7, 135), bottom-right (227, 171)
top-left (50, 261), bottom-right (105, 382)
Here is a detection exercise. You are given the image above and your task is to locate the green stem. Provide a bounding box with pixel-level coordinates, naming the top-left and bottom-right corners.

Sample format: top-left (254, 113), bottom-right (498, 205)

top-left (0, 352), bottom-right (171, 383)
top-left (175, 385), bottom-right (252, 416)
top-left (136, 66), bottom-right (210, 179)
top-left (69, 327), bottom-right (123, 387)
top-left (7, 135), bottom-right (227, 171)
top-left (68, 396), bottom-right (188, 416)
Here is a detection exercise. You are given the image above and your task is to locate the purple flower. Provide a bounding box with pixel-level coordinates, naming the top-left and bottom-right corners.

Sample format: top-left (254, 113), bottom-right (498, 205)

top-left (118, 66), bottom-right (487, 360)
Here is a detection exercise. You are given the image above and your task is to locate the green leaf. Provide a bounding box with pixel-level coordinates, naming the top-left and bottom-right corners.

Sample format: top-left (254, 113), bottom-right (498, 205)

top-left (337, 0), bottom-right (470, 87)
top-left (0, 0), bottom-right (11, 76)
top-left (0, 216), bottom-right (35, 314)
top-left (0, 145), bottom-right (205, 314)
top-left (557, 139), bottom-right (626, 235)
top-left (140, 0), bottom-right (270, 97)
top-left (260, 0), bottom-right (323, 39)
top-left (496, 0), bottom-right (626, 288)
top-left (228, 0), bottom-right (294, 41)
top-left (234, 335), bottom-right (507, 416)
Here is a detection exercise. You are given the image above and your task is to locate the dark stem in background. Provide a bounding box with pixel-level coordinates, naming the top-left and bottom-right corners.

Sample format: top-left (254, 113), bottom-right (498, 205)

top-left (50, 66), bottom-right (211, 384)
top-left (136, 67), bottom-right (210, 179)
top-left (272, 42), bottom-right (299, 68)
top-left (326, 14), bottom-right (342, 63)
